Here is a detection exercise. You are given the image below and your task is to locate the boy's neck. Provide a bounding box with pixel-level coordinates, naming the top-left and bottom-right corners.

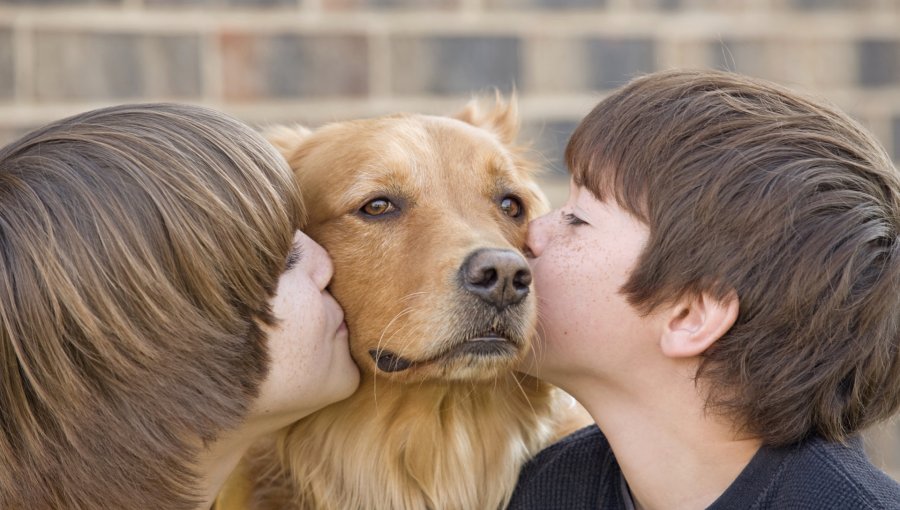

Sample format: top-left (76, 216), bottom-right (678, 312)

top-left (194, 408), bottom-right (311, 509)
top-left (573, 365), bottom-right (761, 510)
top-left (194, 429), bottom-right (256, 510)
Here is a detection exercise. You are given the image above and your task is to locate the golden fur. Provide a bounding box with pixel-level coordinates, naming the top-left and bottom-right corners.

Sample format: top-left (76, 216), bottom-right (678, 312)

top-left (218, 97), bottom-right (582, 510)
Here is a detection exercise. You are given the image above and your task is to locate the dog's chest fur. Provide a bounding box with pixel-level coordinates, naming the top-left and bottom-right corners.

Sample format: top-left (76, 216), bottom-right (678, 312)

top-left (239, 374), bottom-right (559, 510)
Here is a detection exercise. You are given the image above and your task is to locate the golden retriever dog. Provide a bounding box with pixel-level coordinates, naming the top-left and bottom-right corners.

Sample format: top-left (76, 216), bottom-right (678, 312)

top-left (218, 97), bottom-right (580, 510)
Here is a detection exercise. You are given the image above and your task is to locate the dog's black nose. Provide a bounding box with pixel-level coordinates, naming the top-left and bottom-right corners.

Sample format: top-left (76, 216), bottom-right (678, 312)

top-left (459, 248), bottom-right (531, 309)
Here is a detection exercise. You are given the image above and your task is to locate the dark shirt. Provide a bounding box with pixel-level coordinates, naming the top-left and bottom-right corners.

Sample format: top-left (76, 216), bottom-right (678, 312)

top-left (507, 425), bottom-right (900, 509)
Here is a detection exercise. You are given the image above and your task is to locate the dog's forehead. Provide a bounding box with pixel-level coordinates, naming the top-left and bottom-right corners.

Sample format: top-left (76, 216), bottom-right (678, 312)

top-left (293, 113), bottom-right (545, 229)
top-left (304, 115), bottom-right (521, 186)
top-left (403, 116), bottom-right (523, 184)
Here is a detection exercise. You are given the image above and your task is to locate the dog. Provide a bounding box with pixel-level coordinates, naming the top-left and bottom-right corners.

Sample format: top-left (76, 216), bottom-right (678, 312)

top-left (217, 96), bottom-right (582, 510)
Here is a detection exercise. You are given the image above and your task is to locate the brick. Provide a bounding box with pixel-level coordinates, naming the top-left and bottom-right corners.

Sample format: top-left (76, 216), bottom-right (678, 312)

top-left (730, 40), bottom-right (795, 85)
top-left (0, 29), bottom-right (13, 101)
top-left (145, 0), bottom-right (296, 7)
top-left (680, 0), bottom-right (759, 8)
top-left (865, 421), bottom-right (900, 480)
top-left (0, 125), bottom-right (44, 146)
top-left (0, 128), bottom-right (22, 147)
top-left (801, 40), bottom-right (856, 89)
top-left (225, 0), bottom-right (295, 5)
top-left (390, 36), bottom-right (520, 96)
top-left (523, 37), bottom-right (589, 94)
top-left (710, 39), bottom-right (772, 80)
top-left (34, 31), bottom-right (201, 101)
top-left (525, 36), bottom-right (654, 94)
top-left (666, 40), bottom-right (716, 69)
top-left (858, 39), bottom-right (900, 87)
top-left (143, 36), bottom-right (204, 97)
top-left (522, 120), bottom-right (579, 176)
top-left (585, 38), bottom-right (656, 90)
top-left (222, 33), bottom-right (368, 100)
top-left (0, 0), bottom-right (119, 4)
top-left (144, 0), bottom-right (208, 7)
top-left (323, 0), bottom-right (457, 8)
top-left (893, 116), bottom-right (900, 162)
top-left (485, 0), bottom-right (606, 9)
top-left (783, 0), bottom-right (874, 9)
top-left (35, 32), bottom-right (139, 101)
top-left (632, 0), bottom-right (682, 9)
top-left (706, 39), bottom-right (854, 89)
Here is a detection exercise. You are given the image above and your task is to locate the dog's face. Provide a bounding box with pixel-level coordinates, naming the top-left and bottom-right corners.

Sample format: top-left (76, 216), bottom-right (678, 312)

top-left (268, 99), bottom-right (548, 383)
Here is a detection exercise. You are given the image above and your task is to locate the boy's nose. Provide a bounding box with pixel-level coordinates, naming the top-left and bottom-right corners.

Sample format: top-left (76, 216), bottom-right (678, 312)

top-left (524, 214), bottom-right (550, 259)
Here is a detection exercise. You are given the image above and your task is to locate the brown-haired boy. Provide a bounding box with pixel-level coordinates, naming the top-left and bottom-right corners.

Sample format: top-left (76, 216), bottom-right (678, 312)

top-left (0, 104), bottom-right (358, 509)
top-left (510, 69), bottom-right (900, 509)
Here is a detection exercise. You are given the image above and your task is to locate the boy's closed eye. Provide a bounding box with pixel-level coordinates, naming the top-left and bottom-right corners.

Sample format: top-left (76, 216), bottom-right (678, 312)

top-left (285, 241), bottom-right (303, 271)
top-left (563, 212), bottom-right (587, 226)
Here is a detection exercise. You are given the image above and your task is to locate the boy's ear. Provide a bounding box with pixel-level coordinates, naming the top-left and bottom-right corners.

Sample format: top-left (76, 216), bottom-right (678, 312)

top-left (261, 124), bottom-right (312, 162)
top-left (453, 90), bottom-right (519, 145)
top-left (660, 291), bottom-right (739, 358)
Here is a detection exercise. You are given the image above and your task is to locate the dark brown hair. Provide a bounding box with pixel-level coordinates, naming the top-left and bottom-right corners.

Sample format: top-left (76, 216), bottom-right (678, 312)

top-left (567, 69), bottom-right (900, 446)
top-left (0, 104), bottom-right (304, 509)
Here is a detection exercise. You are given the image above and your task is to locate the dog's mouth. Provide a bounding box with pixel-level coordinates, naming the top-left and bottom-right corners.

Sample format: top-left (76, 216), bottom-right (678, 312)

top-left (368, 331), bottom-right (519, 374)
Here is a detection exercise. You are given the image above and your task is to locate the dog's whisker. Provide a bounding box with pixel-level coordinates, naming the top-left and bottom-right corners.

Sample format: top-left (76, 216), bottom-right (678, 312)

top-left (524, 314), bottom-right (548, 380)
top-left (373, 307), bottom-right (419, 405)
top-left (393, 326), bottom-right (424, 362)
top-left (378, 303), bottom-right (427, 355)
top-left (511, 371), bottom-right (538, 420)
top-left (398, 291), bottom-right (432, 303)
top-left (490, 376), bottom-right (500, 406)
top-left (376, 307), bottom-right (417, 349)
top-left (374, 307), bottom-right (418, 360)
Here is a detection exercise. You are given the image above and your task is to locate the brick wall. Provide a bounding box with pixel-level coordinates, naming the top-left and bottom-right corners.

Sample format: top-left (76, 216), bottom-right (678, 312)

top-left (0, 0), bottom-right (899, 480)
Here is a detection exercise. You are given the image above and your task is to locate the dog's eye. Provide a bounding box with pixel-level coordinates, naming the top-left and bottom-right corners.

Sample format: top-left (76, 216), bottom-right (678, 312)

top-left (361, 198), bottom-right (395, 217)
top-left (500, 196), bottom-right (523, 218)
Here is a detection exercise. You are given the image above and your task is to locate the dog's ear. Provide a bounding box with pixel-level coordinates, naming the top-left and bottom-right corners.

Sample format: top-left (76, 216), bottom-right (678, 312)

top-left (453, 90), bottom-right (519, 145)
top-left (261, 124), bottom-right (313, 161)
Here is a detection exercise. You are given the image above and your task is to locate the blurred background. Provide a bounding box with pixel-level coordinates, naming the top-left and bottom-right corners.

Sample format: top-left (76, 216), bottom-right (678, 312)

top-left (0, 0), bottom-right (898, 480)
